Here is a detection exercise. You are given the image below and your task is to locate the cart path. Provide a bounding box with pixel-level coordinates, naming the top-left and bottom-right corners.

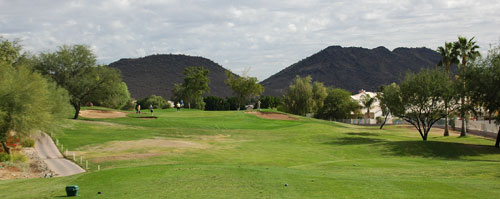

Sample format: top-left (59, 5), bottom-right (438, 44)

top-left (35, 132), bottom-right (85, 177)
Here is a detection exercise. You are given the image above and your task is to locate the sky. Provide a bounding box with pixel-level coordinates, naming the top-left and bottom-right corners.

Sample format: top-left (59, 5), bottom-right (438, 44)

top-left (1, 0), bottom-right (499, 81)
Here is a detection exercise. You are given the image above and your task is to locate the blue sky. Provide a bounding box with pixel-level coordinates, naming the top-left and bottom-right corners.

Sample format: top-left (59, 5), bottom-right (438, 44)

top-left (1, 0), bottom-right (499, 80)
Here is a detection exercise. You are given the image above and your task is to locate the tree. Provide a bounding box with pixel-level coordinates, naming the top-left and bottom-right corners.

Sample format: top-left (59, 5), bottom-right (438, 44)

top-left (34, 45), bottom-right (123, 119)
top-left (282, 76), bottom-right (314, 116)
top-left (173, 66), bottom-right (210, 109)
top-left (1, 38), bottom-right (70, 154)
top-left (260, 96), bottom-right (281, 109)
top-left (454, 36), bottom-right (481, 136)
top-left (94, 82), bottom-right (131, 109)
top-left (312, 82), bottom-right (328, 113)
top-left (437, 41), bottom-right (459, 136)
top-left (225, 71), bottom-right (264, 111)
top-left (0, 37), bottom-right (22, 65)
top-left (377, 83), bottom-right (402, 129)
top-left (388, 69), bottom-right (454, 141)
top-left (466, 44), bottom-right (500, 147)
top-left (360, 93), bottom-right (376, 119)
top-left (315, 88), bottom-right (360, 120)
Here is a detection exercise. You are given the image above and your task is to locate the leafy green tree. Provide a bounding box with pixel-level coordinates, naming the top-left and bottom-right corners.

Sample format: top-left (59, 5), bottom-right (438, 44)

top-left (466, 44), bottom-right (500, 147)
top-left (315, 88), bottom-right (360, 120)
top-left (225, 71), bottom-right (264, 111)
top-left (260, 96), bottom-right (281, 109)
top-left (0, 37), bottom-right (22, 65)
top-left (312, 82), bottom-right (328, 113)
top-left (377, 83), bottom-right (402, 129)
top-left (1, 39), bottom-right (70, 154)
top-left (34, 45), bottom-right (123, 119)
top-left (173, 66), bottom-right (210, 109)
top-left (360, 93), bottom-right (376, 119)
top-left (454, 36), bottom-right (481, 136)
top-left (282, 76), bottom-right (314, 116)
top-left (437, 41), bottom-right (459, 136)
top-left (95, 82), bottom-right (131, 109)
top-left (390, 69), bottom-right (455, 141)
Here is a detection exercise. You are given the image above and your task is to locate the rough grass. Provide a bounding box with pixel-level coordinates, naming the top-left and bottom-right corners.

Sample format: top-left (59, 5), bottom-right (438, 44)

top-left (0, 108), bottom-right (499, 198)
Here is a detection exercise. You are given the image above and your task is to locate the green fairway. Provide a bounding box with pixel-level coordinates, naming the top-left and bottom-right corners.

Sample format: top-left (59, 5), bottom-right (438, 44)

top-left (1, 108), bottom-right (499, 198)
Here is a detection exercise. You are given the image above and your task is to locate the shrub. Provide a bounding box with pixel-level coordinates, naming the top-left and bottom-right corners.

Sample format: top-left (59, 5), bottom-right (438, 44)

top-left (137, 95), bottom-right (170, 109)
top-left (260, 96), bottom-right (282, 109)
top-left (0, 153), bottom-right (9, 162)
top-left (121, 98), bottom-right (137, 110)
top-left (376, 116), bottom-right (384, 124)
top-left (204, 96), bottom-right (230, 111)
top-left (21, 138), bottom-right (35, 147)
top-left (11, 153), bottom-right (27, 163)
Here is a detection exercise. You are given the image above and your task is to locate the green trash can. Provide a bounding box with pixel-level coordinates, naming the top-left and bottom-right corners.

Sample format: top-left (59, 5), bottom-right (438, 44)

top-left (66, 185), bottom-right (79, 197)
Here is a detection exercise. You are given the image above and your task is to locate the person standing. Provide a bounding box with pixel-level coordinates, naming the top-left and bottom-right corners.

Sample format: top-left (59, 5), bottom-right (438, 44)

top-left (149, 104), bottom-right (153, 116)
top-left (176, 102), bottom-right (181, 112)
top-left (257, 100), bottom-right (261, 111)
top-left (137, 104), bottom-right (141, 114)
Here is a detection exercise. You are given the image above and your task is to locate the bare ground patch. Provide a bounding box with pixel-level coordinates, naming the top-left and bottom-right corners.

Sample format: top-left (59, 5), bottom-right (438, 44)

top-left (91, 153), bottom-right (163, 163)
top-left (245, 111), bottom-right (297, 120)
top-left (79, 109), bottom-right (128, 119)
top-left (82, 139), bottom-right (206, 152)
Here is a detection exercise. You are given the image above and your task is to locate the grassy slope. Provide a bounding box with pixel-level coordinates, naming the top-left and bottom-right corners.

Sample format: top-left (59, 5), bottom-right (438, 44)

top-left (0, 108), bottom-right (499, 198)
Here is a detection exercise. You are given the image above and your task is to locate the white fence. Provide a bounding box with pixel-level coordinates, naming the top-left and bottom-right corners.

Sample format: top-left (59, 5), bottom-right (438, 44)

top-left (337, 118), bottom-right (499, 135)
top-left (435, 119), bottom-right (499, 134)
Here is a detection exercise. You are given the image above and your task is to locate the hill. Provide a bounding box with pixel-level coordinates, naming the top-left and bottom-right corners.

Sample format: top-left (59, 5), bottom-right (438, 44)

top-left (261, 46), bottom-right (441, 96)
top-left (109, 54), bottom-right (235, 100)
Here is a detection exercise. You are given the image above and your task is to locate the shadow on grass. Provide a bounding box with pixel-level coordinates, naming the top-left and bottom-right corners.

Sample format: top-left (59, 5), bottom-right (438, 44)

top-left (324, 137), bottom-right (386, 145)
top-left (383, 140), bottom-right (500, 160)
top-left (346, 132), bottom-right (381, 136)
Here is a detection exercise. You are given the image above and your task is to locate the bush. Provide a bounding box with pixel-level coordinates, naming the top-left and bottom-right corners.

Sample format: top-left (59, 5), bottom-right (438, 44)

top-left (121, 98), bottom-right (137, 110)
top-left (204, 96), bottom-right (230, 111)
top-left (0, 153), bottom-right (9, 162)
top-left (137, 95), bottom-right (170, 109)
top-left (21, 138), bottom-right (35, 147)
top-left (260, 96), bottom-right (282, 109)
top-left (226, 97), bottom-right (245, 110)
top-left (376, 116), bottom-right (384, 124)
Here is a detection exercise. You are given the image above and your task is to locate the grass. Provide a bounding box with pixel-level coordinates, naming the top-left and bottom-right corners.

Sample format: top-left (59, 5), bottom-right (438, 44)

top-left (0, 108), bottom-right (499, 198)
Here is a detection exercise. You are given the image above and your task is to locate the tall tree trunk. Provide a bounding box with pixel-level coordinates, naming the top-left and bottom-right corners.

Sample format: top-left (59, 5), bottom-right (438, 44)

top-left (1, 141), bottom-right (10, 154)
top-left (73, 104), bottom-right (80, 119)
top-left (460, 99), bottom-right (467, 136)
top-left (495, 126), bottom-right (500, 148)
top-left (444, 101), bottom-right (449, 136)
top-left (379, 114), bottom-right (388, 129)
top-left (444, 115), bottom-right (449, 136)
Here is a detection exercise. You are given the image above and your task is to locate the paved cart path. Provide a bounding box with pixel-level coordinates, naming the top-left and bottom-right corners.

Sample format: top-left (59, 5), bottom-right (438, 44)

top-left (35, 133), bottom-right (85, 177)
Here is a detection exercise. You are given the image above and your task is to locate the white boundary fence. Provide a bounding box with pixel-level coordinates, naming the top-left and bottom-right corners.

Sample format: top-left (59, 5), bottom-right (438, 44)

top-left (434, 119), bottom-right (499, 134)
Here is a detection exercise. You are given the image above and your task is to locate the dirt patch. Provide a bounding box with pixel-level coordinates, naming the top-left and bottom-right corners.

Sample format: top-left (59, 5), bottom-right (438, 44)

top-left (245, 111), bottom-right (297, 120)
top-left (91, 153), bottom-right (163, 163)
top-left (79, 109), bottom-right (127, 119)
top-left (0, 148), bottom-right (53, 180)
top-left (82, 138), bottom-right (206, 153)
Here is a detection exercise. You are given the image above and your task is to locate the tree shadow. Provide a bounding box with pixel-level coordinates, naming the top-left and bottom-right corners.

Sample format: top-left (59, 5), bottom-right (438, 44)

top-left (346, 132), bottom-right (381, 136)
top-left (382, 140), bottom-right (500, 159)
top-left (324, 137), bottom-right (386, 145)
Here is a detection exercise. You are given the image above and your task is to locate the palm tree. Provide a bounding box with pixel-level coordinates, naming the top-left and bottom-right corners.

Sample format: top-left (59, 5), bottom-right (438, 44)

top-left (361, 93), bottom-right (376, 119)
top-left (437, 42), bottom-right (459, 136)
top-left (454, 36), bottom-right (481, 137)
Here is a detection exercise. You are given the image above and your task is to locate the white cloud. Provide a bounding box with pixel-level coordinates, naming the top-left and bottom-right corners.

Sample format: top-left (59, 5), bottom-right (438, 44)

top-left (1, 0), bottom-right (499, 80)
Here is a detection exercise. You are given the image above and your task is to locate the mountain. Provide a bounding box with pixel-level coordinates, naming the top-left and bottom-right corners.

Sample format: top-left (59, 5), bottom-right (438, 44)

top-left (261, 46), bottom-right (442, 96)
top-left (109, 54), bottom-right (234, 100)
